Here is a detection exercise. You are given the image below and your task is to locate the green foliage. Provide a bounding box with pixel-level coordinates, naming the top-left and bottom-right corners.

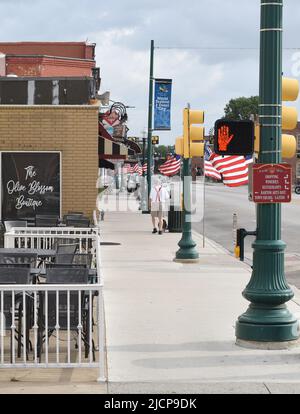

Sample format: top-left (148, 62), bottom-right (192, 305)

top-left (224, 96), bottom-right (259, 120)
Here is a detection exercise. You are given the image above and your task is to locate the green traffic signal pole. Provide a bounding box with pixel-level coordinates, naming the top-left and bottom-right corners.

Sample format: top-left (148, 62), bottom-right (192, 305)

top-left (141, 136), bottom-right (148, 212)
top-left (236, 0), bottom-right (299, 344)
top-left (144, 39), bottom-right (155, 214)
top-left (175, 106), bottom-right (199, 262)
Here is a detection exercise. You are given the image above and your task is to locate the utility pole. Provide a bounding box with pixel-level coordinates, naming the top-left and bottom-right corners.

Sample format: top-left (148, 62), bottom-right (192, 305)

top-left (142, 136), bottom-right (146, 165)
top-left (141, 130), bottom-right (148, 212)
top-left (145, 39), bottom-right (154, 214)
top-left (236, 0), bottom-right (299, 345)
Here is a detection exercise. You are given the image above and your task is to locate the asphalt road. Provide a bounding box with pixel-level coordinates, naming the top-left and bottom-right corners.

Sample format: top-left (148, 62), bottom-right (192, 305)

top-left (193, 182), bottom-right (300, 288)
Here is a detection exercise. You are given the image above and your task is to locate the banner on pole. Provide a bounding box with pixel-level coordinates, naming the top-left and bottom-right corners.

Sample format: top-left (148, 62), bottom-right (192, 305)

top-left (154, 79), bottom-right (172, 130)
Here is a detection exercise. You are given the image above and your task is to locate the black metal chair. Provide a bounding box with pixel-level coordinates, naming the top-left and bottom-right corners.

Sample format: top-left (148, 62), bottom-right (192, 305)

top-left (35, 215), bottom-right (59, 227)
top-left (51, 253), bottom-right (92, 267)
top-left (55, 243), bottom-right (78, 264)
top-left (37, 266), bottom-right (94, 361)
top-left (73, 253), bottom-right (93, 268)
top-left (0, 266), bottom-right (31, 361)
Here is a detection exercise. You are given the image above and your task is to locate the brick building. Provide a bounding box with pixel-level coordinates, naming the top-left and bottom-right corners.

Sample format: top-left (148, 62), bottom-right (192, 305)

top-left (0, 42), bottom-right (96, 78)
top-left (0, 105), bottom-right (99, 220)
top-left (0, 42), bottom-right (102, 221)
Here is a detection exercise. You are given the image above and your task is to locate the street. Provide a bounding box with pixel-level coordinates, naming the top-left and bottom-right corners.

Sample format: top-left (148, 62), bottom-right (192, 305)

top-left (193, 182), bottom-right (300, 288)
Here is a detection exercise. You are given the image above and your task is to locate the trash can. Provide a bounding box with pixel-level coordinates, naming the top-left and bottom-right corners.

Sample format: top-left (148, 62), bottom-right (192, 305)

top-left (168, 205), bottom-right (182, 233)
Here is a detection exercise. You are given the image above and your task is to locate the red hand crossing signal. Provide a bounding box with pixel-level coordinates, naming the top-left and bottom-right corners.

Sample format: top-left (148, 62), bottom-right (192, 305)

top-left (214, 119), bottom-right (254, 156)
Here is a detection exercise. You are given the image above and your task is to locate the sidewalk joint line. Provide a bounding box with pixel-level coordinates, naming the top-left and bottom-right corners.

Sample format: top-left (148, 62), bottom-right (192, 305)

top-left (263, 383), bottom-right (272, 394)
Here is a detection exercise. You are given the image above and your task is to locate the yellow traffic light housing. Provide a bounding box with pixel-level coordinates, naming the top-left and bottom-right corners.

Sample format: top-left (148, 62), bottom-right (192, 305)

top-left (282, 134), bottom-right (297, 159)
top-left (152, 135), bottom-right (159, 145)
top-left (282, 106), bottom-right (297, 130)
top-left (282, 77), bottom-right (299, 101)
top-left (254, 123), bottom-right (296, 159)
top-left (282, 77), bottom-right (299, 159)
top-left (254, 123), bottom-right (260, 154)
top-left (182, 108), bottom-right (205, 158)
top-left (175, 137), bottom-right (184, 156)
top-left (255, 77), bottom-right (299, 159)
top-left (190, 142), bottom-right (204, 157)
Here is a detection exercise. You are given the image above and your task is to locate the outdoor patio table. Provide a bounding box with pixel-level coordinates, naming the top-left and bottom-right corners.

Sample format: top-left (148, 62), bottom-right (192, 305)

top-left (0, 248), bottom-right (56, 258)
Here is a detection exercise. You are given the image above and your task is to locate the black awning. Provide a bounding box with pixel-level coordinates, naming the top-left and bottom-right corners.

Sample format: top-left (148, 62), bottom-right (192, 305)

top-left (99, 159), bottom-right (115, 170)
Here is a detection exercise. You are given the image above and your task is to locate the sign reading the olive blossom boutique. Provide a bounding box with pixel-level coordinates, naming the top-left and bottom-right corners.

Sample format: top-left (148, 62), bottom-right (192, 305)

top-left (1, 152), bottom-right (61, 220)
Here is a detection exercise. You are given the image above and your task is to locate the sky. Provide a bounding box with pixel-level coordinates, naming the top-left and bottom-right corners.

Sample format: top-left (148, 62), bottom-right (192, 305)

top-left (0, 0), bottom-right (300, 145)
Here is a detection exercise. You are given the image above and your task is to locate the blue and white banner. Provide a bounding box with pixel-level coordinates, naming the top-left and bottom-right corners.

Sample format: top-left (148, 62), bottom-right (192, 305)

top-left (154, 78), bottom-right (172, 130)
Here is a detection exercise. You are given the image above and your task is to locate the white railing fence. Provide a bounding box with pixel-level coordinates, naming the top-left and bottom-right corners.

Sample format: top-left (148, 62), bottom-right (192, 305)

top-left (0, 284), bottom-right (106, 382)
top-left (4, 227), bottom-right (103, 286)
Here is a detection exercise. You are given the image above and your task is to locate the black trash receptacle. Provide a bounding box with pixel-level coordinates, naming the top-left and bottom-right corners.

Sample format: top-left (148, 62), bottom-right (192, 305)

top-left (168, 205), bottom-right (182, 233)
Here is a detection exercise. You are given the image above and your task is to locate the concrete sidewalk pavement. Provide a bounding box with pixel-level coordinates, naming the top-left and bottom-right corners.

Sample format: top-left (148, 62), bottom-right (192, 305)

top-left (1, 190), bottom-right (300, 394)
top-left (101, 191), bottom-right (300, 394)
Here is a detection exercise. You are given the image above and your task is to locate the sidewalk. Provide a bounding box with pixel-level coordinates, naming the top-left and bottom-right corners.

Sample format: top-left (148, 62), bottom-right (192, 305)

top-left (101, 190), bottom-right (300, 394)
top-left (1, 190), bottom-right (300, 394)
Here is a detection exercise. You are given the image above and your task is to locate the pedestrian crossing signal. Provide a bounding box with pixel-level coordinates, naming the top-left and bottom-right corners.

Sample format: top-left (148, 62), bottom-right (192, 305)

top-left (214, 119), bottom-right (254, 156)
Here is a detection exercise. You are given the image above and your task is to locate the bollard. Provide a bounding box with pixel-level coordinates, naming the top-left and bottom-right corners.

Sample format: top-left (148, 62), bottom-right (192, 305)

top-left (233, 213), bottom-right (238, 252)
top-left (100, 210), bottom-right (105, 221)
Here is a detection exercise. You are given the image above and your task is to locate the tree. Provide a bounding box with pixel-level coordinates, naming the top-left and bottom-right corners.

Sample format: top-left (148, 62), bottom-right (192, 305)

top-left (224, 96), bottom-right (259, 120)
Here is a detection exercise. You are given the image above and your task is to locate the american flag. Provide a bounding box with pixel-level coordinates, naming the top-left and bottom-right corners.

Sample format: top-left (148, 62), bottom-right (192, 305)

top-left (209, 153), bottom-right (253, 187)
top-left (142, 163), bottom-right (147, 173)
top-left (133, 163), bottom-right (143, 176)
top-left (204, 143), bottom-right (222, 181)
top-left (159, 154), bottom-right (181, 177)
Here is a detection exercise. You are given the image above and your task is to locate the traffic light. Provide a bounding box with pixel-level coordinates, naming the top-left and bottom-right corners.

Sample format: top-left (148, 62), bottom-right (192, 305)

top-left (152, 135), bottom-right (159, 145)
top-left (214, 119), bottom-right (254, 156)
top-left (254, 77), bottom-right (299, 159)
top-left (175, 108), bottom-right (205, 158)
top-left (282, 77), bottom-right (298, 158)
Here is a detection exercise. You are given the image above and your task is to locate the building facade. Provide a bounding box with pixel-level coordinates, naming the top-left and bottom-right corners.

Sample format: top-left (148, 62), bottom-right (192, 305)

top-left (0, 42), bottom-right (97, 79)
top-left (0, 105), bottom-right (99, 219)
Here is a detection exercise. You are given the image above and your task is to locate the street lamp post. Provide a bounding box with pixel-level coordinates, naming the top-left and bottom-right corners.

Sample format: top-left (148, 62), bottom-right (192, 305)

top-left (236, 0), bottom-right (299, 345)
top-left (141, 136), bottom-right (148, 212)
top-left (145, 40), bottom-right (155, 214)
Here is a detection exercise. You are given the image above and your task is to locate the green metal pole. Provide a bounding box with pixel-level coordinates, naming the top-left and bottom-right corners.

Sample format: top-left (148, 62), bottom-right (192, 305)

top-left (175, 157), bottom-right (199, 262)
top-left (144, 39), bottom-right (154, 214)
top-left (141, 137), bottom-right (148, 212)
top-left (236, 0), bottom-right (299, 344)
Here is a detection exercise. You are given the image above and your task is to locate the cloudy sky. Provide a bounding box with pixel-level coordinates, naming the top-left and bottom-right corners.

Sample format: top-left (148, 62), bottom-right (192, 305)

top-left (1, 0), bottom-right (300, 144)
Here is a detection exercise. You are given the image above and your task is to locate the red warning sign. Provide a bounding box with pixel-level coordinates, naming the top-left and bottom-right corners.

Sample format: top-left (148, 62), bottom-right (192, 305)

top-left (252, 164), bottom-right (292, 203)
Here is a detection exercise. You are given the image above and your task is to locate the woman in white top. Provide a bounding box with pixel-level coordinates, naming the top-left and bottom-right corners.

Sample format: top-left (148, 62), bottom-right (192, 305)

top-left (149, 177), bottom-right (169, 235)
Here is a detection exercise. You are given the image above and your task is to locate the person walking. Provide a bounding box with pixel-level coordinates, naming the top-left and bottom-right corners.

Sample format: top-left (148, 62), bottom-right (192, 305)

top-left (149, 178), bottom-right (169, 235)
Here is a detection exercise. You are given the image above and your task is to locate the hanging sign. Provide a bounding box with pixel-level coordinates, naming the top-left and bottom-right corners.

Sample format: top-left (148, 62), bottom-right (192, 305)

top-left (154, 78), bottom-right (172, 130)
